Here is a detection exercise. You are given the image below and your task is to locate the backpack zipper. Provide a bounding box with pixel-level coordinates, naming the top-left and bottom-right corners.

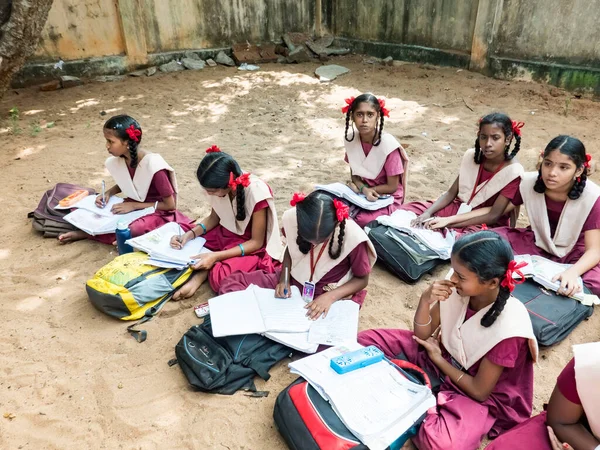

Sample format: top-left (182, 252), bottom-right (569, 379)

top-left (183, 336), bottom-right (220, 373)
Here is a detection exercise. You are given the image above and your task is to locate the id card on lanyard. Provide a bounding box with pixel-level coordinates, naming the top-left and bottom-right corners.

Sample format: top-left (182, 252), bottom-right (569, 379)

top-left (302, 239), bottom-right (329, 303)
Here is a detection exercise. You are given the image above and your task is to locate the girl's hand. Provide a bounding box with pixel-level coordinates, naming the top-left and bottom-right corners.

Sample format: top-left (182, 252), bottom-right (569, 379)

top-left (95, 193), bottom-right (110, 208)
top-left (420, 280), bottom-right (455, 306)
top-left (275, 282), bottom-right (292, 299)
top-left (425, 216), bottom-right (453, 230)
top-left (170, 232), bottom-right (191, 250)
top-left (547, 426), bottom-right (572, 450)
top-left (111, 202), bottom-right (137, 215)
top-left (305, 293), bottom-right (336, 320)
top-left (346, 180), bottom-right (360, 194)
top-left (413, 328), bottom-right (443, 361)
top-left (363, 187), bottom-right (380, 202)
top-left (411, 212), bottom-right (432, 228)
top-left (190, 253), bottom-right (218, 271)
top-left (552, 269), bottom-right (582, 298)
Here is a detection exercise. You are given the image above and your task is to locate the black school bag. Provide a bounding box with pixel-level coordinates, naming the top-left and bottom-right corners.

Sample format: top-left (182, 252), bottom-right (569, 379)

top-left (512, 279), bottom-right (594, 346)
top-left (174, 316), bottom-right (293, 395)
top-left (366, 221), bottom-right (444, 283)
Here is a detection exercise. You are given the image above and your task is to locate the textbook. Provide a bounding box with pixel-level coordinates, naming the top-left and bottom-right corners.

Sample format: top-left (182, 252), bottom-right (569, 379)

top-left (289, 344), bottom-right (436, 450)
top-left (126, 222), bottom-right (209, 270)
top-left (63, 204), bottom-right (155, 236)
top-left (315, 182), bottom-right (394, 211)
top-left (55, 194), bottom-right (124, 217)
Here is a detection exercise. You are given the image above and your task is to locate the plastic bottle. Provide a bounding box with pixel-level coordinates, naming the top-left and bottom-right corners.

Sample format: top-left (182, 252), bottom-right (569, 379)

top-left (115, 221), bottom-right (134, 255)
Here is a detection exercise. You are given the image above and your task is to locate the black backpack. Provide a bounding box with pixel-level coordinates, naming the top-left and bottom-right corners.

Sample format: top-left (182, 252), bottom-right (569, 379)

top-left (174, 316), bottom-right (293, 395)
top-left (366, 221), bottom-right (444, 283)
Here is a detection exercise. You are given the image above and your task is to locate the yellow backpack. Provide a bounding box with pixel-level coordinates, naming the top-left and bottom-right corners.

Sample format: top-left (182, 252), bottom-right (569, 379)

top-left (86, 252), bottom-right (192, 341)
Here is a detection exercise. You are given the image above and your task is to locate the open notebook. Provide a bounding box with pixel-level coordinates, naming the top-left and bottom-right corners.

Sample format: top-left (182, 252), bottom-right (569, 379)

top-left (315, 182), bottom-right (394, 211)
top-left (63, 203), bottom-right (155, 236)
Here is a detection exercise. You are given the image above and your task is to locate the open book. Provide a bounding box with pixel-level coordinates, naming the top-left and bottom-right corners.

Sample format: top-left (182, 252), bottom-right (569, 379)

top-left (126, 222), bottom-right (209, 269)
top-left (289, 344), bottom-right (436, 450)
top-left (315, 182), bottom-right (394, 211)
top-left (63, 203), bottom-right (155, 236)
top-left (55, 194), bottom-right (124, 217)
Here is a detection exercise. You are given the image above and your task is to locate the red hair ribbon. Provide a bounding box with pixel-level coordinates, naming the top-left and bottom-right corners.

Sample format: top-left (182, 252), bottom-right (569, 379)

top-left (500, 260), bottom-right (528, 292)
top-left (206, 145), bottom-right (221, 154)
top-left (511, 121), bottom-right (524, 137)
top-left (481, 223), bottom-right (488, 230)
top-left (228, 172), bottom-right (251, 190)
top-left (378, 98), bottom-right (390, 118)
top-left (332, 199), bottom-right (350, 222)
top-left (125, 124), bottom-right (141, 142)
top-left (290, 192), bottom-right (306, 207)
top-left (584, 154), bottom-right (592, 169)
top-left (341, 97), bottom-right (355, 114)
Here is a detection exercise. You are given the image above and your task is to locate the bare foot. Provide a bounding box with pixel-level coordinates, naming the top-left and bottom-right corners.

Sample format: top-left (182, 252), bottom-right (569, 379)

top-left (173, 271), bottom-right (208, 300)
top-left (57, 230), bottom-right (88, 244)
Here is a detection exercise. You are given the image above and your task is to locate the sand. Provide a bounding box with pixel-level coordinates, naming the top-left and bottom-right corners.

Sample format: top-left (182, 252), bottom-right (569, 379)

top-left (1, 55), bottom-right (600, 449)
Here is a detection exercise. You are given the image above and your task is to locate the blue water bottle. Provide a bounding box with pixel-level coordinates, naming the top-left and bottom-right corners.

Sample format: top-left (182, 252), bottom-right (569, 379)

top-left (115, 220), bottom-right (134, 255)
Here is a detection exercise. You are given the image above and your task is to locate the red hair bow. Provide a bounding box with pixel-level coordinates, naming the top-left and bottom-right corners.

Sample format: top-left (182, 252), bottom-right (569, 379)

top-left (290, 192), bottom-right (306, 207)
top-left (228, 172), bottom-right (251, 190)
top-left (511, 121), bottom-right (524, 137)
top-left (500, 260), bottom-right (528, 292)
top-left (341, 97), bottom-right (355, 114)
top-left (584, 154), bottom-right (592, 169)
top-left (378, 98), bottom-right (390, 118)
top-left (125, 124), bottom-right (141, 143)
top-left (332, 199), bottom-right (350, 222)
top-left (206, 145), bottom-right (221, 154)
top-left (481, 223), bottom-right (488, 230)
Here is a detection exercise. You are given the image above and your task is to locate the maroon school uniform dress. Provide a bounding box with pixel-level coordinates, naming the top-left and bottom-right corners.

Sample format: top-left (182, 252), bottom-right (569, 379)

top-left (344, 142), bottom-right (405, 227)
top-left (92, 168), bottom-right (194, 245)
top-left (358, 306), bottom-right (534, 450)
top-left (203, 199), bottom-right (280, 292)
top-left (401, 168), bottom-right (521, 234)
top-left (486, 358), bottom-right (588, 450)
top-left (494, 192), bottom-right (600, 295)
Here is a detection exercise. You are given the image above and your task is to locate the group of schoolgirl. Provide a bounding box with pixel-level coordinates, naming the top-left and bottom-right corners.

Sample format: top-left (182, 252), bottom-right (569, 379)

top-left (59, 91), bottom-right (599, 449)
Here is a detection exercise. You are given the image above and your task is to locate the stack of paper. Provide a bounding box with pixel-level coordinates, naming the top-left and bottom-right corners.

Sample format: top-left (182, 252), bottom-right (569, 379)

top-left (289, 344), bottom-right (436, 450)
top-left (126, 222), bottom-right (209, 269)
top-left (208, 285), bottom-right (360, 352)
top-left (55, 194), bottom-right (124, 216)
top-left (315, 183), bottom-right (394, 211)
top-left (375, 210), bottom-right (456, 259)
top-left (63, 203), bottom-right (155, 236)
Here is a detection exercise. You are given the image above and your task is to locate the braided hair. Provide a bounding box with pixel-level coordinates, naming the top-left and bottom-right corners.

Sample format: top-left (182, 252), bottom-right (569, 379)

top-left (104, 115), bottom-right (143, 168)
top-left (452, 231), bottom-right (514, 327)
top-left (344, 93), bottom-right (385, 146)
top-left (296, 192), bottom-right (346, 259)
top-left (534, 135), bottom-right (587, 200)
top-left (474, 113), bottom-right (521, 164)
top-left (197, 151), bottom-right (247, 221)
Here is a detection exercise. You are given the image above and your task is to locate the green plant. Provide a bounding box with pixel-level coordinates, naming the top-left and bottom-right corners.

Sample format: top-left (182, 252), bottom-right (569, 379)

top-left (31, 120), bottom-right (42, 136)
top-left (564, 97), bottom-right (571, 117)
top-left (9, 107), bottom-right (21, 134)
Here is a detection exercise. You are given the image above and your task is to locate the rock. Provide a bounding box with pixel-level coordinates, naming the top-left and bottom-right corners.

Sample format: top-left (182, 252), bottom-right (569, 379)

top-left (182, 58), bottom-right (206, 70)
top-left (59, 75), bottom-right (83, 88)
top-left (258, 44), bottom-right (278, 63)
top-left (274, 44), bottom-right (289, 57)
top-left (145, 67), bottom-right (157, 76)
top-left (383, 56), bottom-right (393, 66)
top-left (232, 43), bottom-right (261, 64)
top-left (283, 32), bottom-right (310, 51)
top-left (129, 70), bottom-right (146, 77)
top-left (39, 80), bottom-right (61, 91)
top-left (277, 56), bottom-right (287, 64)
top-left (319, 54), bottom-right (330, 62)
top-left (215, 51), bottom-right (235, 67)
top-left (363, 57), bottom-right (381, 65)
top-left (315, 64), bottom-right (350, 82)
top-left (393, 60), bottom-right (408, 67)
top-left (94, 75), bottom-right (125, 82)
top-left (184, 50), bottom-right (201, 60)
top-left (206, 59), bottom-right (217, 67)
top-left (306, 40), bottom-right (350, 56)
top-left (287, 45), bottom-right (312, 63)
top-left (159, 61), bottom-right (184, 73)
top-left (313, 35), bottom-right (334, 48)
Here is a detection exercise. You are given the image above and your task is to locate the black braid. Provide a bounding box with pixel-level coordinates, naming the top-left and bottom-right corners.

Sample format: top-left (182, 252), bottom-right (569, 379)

top-left (473, 138), bottom-right (482, 164)
top-left (506, 134), bottom-right (521, 160)
top-left (297, 235), bottom-right (311, 254)
top-left (128, 141), bottom-right (139, 169)
top-left (235, 183), bottom-right (247, 221)
top-left (373, 114), bottom-right (384, 146)
top-left (533, 168), bottom-right (546, 193)
top-left (568, 170), bottom-right (587, 200)
top-left (327, 219), bottom-right (346, 259)
top-left (344, 109), bottom-right (355, 142)
top-left (480, 285), bottom-right (510, 327)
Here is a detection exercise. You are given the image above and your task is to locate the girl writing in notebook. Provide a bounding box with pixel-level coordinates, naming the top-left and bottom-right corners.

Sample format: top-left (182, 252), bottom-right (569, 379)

top-left (169, 147), bottom-right (283, 298)
top-left (405, 113), bottom-right (524, 233)
top-left (342, 93), bottom-right (409, 227)
top-left (487, 341), bottom-right (600, 450)
top-left (494, 136), bottom-right (600, 296)
top-left (58, 114), bottom-right (193, 244)
top-left (219, 191), bottom-right (376, 319)
top-left (358, 231), bottom-right (538, 449)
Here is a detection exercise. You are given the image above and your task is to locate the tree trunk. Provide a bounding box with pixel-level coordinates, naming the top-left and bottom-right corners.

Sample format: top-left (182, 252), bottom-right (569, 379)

top-left (0, 0), bottom-right (54, 100)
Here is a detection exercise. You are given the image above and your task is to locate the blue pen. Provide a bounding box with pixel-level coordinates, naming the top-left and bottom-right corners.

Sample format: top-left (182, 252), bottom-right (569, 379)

top-left (283, 267), bottom-right (289, 296)
top-left (101, 180), bottom-right (106, 207)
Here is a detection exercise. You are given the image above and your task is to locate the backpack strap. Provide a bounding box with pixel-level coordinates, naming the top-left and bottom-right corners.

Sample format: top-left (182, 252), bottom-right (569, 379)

top-left (126, 292), bottom-right (174, 343)
top-left (241, 355), bottom-right (271, 381)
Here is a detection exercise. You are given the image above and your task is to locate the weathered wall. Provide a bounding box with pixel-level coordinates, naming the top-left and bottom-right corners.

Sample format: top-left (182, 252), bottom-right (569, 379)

top-left (329, 0), bottom-right (478, 54)
top-left (493, 0), bottom-right (600, 67)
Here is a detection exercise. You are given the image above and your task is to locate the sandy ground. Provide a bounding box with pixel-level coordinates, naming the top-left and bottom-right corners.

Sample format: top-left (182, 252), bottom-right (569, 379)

top-left (1, 55), bottom-right (600, 450)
